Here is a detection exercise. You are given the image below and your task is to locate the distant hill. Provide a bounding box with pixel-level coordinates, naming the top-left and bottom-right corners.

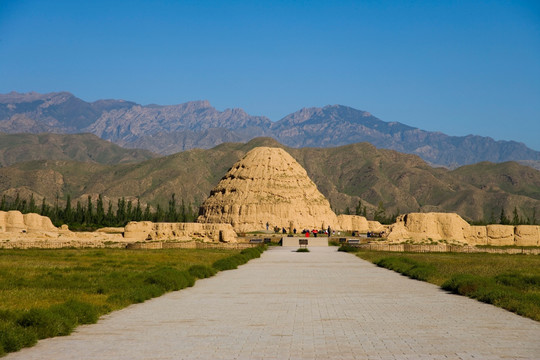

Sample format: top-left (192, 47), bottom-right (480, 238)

top-left (1, 91), bottom-right (539, 168)
top-left (1, 137), bottom-right (538, 223)
top-left (0, 133), bottom-right (158, 167)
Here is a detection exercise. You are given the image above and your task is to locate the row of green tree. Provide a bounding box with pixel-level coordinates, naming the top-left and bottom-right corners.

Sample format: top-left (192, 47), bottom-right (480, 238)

top-left (341, 200), bottom-right (399, 224)
top-left (0, 193), bottom-right (199, 230)
top-left (2, 193), bottom-right (537, 229)
top-left (339, 200), bottom-right (538, 226)
top-left (479, 207), bottom-right (538, 226)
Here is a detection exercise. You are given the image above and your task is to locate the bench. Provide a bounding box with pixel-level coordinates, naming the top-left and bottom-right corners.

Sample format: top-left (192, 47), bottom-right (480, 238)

top-left (339, 237), bottom-right (347, 243)
top-left (347, 239), bottom-right (360, 245)
top-left (263, 238), bottom-right (271, 244)
top-left (249, 238), bottom-right (263, 244)
top-left (299, 239), bottom-right (308, 248)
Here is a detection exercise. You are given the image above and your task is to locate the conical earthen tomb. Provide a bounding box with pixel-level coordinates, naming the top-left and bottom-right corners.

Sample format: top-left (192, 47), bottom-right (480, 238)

top-left (197, 147), bottom-right (339, 232)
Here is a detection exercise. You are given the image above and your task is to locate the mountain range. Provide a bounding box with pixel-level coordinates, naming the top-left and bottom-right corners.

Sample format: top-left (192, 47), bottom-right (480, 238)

top-left (0, 136), bottom-right (538, 223)
top-left (2, 91), bottom-right (539, 168)
top-left (0, 133), bottom-right (157, 167)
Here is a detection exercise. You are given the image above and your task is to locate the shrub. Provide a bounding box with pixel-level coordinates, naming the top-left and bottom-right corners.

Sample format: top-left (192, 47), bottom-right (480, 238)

top-left (17, 308), bottom-right (74, 339)
top-left (144, 268), bottom-right (195, 291)
top-left (212, 245), bottom-right (266, 271)
top-left (442, 274), bottom-right (493, 296)
top-left (475, 286), bottom-right (511, 305)
top-left (442, 274), bottom-right (515, 305)
top-left (375, 257), bottom-right (435, 281)
top-left (107, 285), bottom-right (161, 305)
top-left (5, 299), bottom-right (100, 351)
top-left (337, 244), bottom-right (358, 253)
top-left (60, 300), bottom-right (99, 324)
top-left (0, 310), bottom-right (16, 323)
top-left (105, 269), bottom-right (196, 306)
top-left (188, 265), bottom-right (217, 279)
top-left (240, 247), bottom-right (263, 259)
top-left (0, 323), bottom-right (37, 353)
top-left (405, 264), bottom-right (436, 281)
top-left (212, 256), bottom-right (243, 271)
top-left (495, 273), bottom-right (540, 290)
top-left (443, 274), bottom-right (513, 299)
top-left (128, 286), bottom-right (163, 304)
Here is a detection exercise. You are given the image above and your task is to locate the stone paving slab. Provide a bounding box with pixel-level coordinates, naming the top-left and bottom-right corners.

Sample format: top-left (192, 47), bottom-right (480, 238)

top-left (7, 247), bottom-right (540, 360)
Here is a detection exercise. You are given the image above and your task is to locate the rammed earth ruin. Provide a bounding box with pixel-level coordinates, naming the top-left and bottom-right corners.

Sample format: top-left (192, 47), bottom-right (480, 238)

top-left (197, 147), bottom-right (340, 232)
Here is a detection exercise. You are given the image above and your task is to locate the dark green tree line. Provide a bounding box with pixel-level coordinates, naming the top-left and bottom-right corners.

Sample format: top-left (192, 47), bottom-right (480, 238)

top-left (0, 193), bottom-right (198, 230)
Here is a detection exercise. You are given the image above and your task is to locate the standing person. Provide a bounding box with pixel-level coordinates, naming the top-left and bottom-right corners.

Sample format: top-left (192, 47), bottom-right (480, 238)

top-left (266, 222), bottom-right (269, 231)
top-left (328, 226), bottom-right (331, 236)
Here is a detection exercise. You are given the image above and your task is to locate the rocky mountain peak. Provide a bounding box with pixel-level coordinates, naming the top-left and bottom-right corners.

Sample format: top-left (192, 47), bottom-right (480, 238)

top-left (273, 107), bottom-right (324, 126)
top-left (0, 91), bottom-right (74, 104)
top-left (1, 91), bottom-right (539, 168)
top-left (164, 99), bottom-right (213, 110)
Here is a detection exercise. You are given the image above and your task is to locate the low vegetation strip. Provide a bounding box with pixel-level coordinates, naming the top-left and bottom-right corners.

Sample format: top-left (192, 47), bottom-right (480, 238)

top-left (350, 248), bottom-right (540, 322)
top-left (373, 257), bottom-right (436, 282)
top-left (355, 243), bottom-right (540, 255)
top-left (212, 246), bottom-right (266, 271)
top-left (0, 246), bottom-right (266, 356)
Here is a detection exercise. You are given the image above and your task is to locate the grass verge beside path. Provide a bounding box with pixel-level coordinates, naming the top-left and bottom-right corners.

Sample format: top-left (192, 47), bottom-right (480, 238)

top-left (347, 247), bottom-right (540, 322)
top-left (0, 246), bottom-right (266, 356)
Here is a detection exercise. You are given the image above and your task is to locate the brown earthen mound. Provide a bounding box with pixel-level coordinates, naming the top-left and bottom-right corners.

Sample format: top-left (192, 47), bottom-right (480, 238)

top-left (386, 212), bottom-right (540, 246)
top-left (197, 147), bottom-right (339, 232)
top-left (124, 221), bottom-right (237, 243)
top-left (389, 212), bottom-right (470, 243)
top-left (0, 211), bottom-right (57, 233)
top-left (337, 215), bottom-right (369, 232)
top-left (515, 225), bottom-right (540, 246)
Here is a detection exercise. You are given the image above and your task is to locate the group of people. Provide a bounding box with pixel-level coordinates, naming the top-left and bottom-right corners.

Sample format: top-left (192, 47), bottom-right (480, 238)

top-left (301, 226), bottom-right (332, 237)
top-left (266, 222), bottom-right (333, 237)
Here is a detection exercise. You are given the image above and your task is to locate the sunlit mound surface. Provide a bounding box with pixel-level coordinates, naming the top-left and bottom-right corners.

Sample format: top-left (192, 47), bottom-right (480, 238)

top-left (197, 146), bottom-right (338, 232)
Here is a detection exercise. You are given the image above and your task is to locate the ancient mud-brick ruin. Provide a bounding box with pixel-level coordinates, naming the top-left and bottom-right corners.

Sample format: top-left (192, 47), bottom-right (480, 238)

top-left (197, 146), bottom-right (340, 232)
top-left (123, 221), bottom-right (237, 243)
top-left (385, 212), bottom-right (540, 246)
top-left (0, 210), bottom-right (57, 233)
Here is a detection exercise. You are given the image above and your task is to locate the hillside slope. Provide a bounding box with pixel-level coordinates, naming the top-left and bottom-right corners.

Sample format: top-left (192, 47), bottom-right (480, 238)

top-left (0, 133), bottom-right (158, 167)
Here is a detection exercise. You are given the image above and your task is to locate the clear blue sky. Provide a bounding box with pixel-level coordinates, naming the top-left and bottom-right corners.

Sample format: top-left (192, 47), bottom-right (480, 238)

top-left (1, 0), bottom-right (539, 150)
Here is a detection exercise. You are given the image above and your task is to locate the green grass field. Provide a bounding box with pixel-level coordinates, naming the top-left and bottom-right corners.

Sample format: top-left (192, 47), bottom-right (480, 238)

top-left (353, 249), bottom-right (540, 322)
top-left (0, 246), bottom-right (265, 356)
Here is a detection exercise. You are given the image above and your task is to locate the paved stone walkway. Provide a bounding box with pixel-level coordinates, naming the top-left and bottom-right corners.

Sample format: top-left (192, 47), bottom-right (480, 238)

top-left (7, 247), bottom-right (540, 360)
